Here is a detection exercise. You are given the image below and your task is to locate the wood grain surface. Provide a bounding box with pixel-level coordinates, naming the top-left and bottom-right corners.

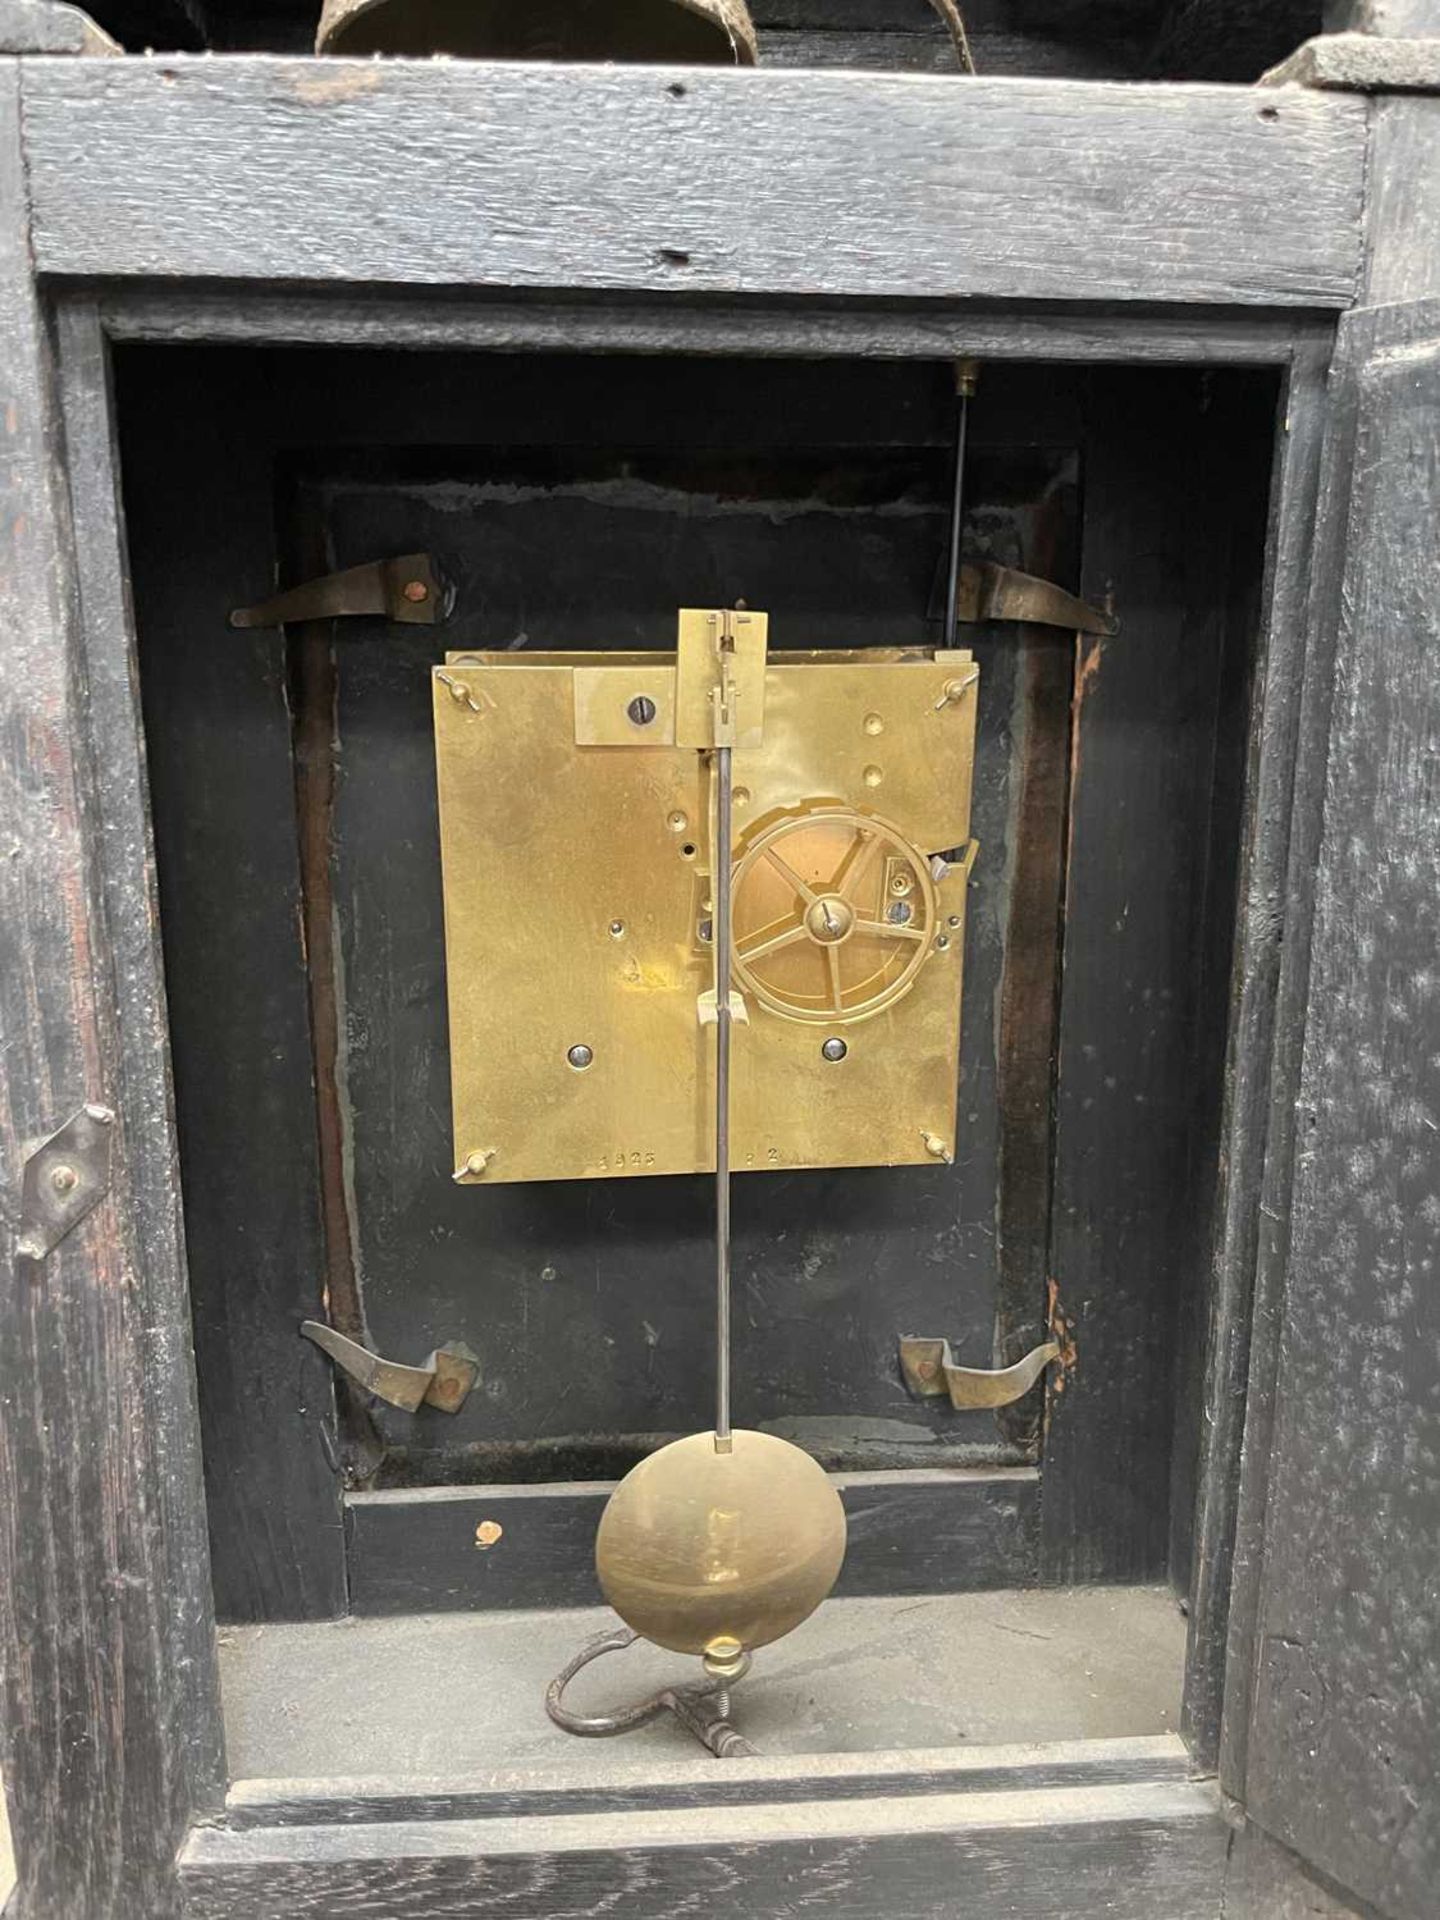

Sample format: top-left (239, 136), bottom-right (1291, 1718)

top-left (19, 57), bottom-right (1366, 307)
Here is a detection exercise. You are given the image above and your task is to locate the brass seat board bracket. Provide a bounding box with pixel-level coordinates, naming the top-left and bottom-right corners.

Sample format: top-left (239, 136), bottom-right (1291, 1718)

top-left (17, 1102), bottom-right (116, 1262)
top-left (300, 1320), bottom-right (479, 1413)
top-left (899, 1335), bottom-right (1059, 1410)
top-left (230, 553), bottom-right (449, 629)
top-left (928, 559), bottom-right (1117, 637)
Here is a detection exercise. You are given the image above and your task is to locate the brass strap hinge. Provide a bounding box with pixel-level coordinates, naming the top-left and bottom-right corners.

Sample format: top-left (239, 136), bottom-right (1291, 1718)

top-left (230, 554), bottom-right (449, 630)
top-left (899, 1336), bottom-right (1059, 1410)
top-left (300, 1320), bottom-right (479, 1413)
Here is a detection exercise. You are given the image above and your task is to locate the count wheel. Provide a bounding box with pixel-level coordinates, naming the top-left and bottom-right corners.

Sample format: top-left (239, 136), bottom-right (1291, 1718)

top-left (730, 807), bottom-right (937, 1024)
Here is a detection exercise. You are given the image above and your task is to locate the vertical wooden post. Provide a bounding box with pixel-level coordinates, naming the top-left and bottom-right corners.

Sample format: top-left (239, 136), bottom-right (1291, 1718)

top-left (0, 66), bottom-right (223, 1920)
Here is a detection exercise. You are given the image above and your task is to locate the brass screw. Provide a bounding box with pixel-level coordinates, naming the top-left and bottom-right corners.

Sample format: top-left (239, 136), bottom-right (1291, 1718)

top-left (50, 1164), bottom-right (79, 1195)
top-left (403, 579), bottom-right (429, 604)
top-left (474, 1520), bottom-right (503, 1549)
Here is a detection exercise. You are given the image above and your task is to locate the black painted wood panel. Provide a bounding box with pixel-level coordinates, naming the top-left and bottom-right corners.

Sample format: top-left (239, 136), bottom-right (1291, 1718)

top-left (314, 412), bottom-right (1067, 1465)
top-left (345, 1469), bottom-right (1039, 1613)
top-left (1237, 303), bottom-right (1440, 1920)
top-left (119, 350), bottom-right (348, 1623)
top-left (0, 131), bottom-right (220, 1914)
top-left (19, 59), bottom-right (1367, 308)
top-left (223, 1735), bottom-right (1192, 1828)
top-left (1180, 333), bottom-right (1336, 1775)
top-left (1040, 368), bottom-right (1275, 1585)
top-left (180, 1782), bottom-right (1228, 1920)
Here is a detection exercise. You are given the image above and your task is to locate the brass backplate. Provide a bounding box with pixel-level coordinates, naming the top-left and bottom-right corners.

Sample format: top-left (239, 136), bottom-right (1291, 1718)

top-left (434, 643), bottom-right (977, 1185)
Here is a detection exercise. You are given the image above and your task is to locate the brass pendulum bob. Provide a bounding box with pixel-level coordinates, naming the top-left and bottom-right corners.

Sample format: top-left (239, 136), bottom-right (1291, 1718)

top-left (316, 0), bottom-right (758, 63)
top-left (549, 622), bottom-right (846, 1754)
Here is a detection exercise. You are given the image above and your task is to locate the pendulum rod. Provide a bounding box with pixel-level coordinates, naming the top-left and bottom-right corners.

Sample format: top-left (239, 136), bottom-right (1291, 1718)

top-left (713, 731), bottom-right (734, 1454)
top-left (942, 358), bottom-right (981, 642)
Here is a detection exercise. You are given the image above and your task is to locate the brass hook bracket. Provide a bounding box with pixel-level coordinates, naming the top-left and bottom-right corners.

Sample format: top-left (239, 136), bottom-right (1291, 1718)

top-left (300, 1320), bottom-right (479, 1413)
top-left (931, 559), bottom-right (1117, 637)
top-left (899, 1336), bottom-right (1059, 1410)
top-left (230, 553), bottom-right (449, 629)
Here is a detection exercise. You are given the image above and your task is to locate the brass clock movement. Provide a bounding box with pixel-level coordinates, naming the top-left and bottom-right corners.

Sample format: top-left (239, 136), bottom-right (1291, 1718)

top-left (433, 626), bottom-right (979, 1186)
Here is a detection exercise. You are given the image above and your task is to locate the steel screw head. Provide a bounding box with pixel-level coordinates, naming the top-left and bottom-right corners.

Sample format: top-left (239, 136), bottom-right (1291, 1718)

top-left (935, 934), bottom-right (950, 951)
top-left (567, 1044), bottom-right (595, 1070)
top-left (948, 914), bottom-right (962, 928)
top-left (821, 1037), bottom-right (848, 1063)
top-left (698, 918), bottom-right (714, 944)
top-left (608, 920), bottom-right (626, 939)
top-left (627, 694), bottom-right (658, 727)
top-left (887, 900), bottom-right (914, 926)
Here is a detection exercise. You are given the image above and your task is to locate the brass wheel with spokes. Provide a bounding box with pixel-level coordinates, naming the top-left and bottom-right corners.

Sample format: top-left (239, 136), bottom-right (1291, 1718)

top-left (730, 807), bottom-right (937, 1024)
